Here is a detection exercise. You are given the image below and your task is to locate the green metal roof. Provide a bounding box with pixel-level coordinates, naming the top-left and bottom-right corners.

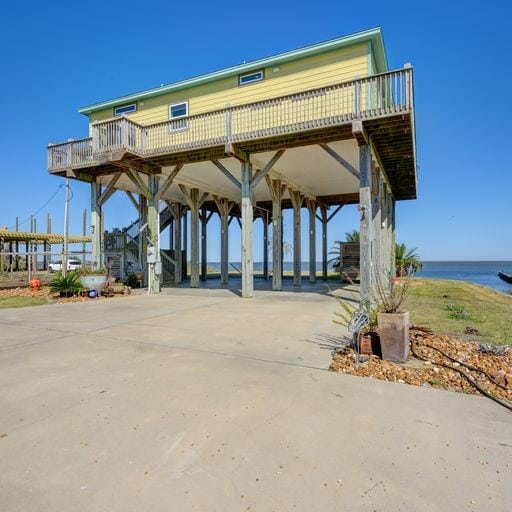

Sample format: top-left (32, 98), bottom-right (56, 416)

top-left (78, 27), bottom-right (388, 116)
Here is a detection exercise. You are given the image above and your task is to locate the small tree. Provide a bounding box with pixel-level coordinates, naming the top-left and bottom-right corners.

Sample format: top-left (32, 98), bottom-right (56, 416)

top-left (345, 230), bottom-right (360, 242)
top-left (395, 243), bottom-right (423, 277)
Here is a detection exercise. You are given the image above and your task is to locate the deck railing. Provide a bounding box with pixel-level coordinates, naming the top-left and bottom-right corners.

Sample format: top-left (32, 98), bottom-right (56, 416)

top-left (48, 67), bottom-right (413, 171)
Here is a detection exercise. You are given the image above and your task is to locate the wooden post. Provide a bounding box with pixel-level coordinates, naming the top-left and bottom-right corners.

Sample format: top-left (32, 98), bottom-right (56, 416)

top-left (371, 163), bottom-right (382, 286)
top-left (91, 181), bottom-right (103, 270)
top-left (213, 197), bottom-right (233, 285)
top-left (182, 211), bottom-right (188, 279)
top-left (168, 203), bottom-right (185, 284)
top-left (288, 188), bottom-right (303, 286)
top-left (180, 186), bottom-right (208, 288)
top-left (266, 177), bottom-right (285, 290)
top-left (241, 160), bottom-right (253, 298)
top-left (82, 208), bottom-right (87, 268)
top-left (359, 144), bottom-right (373, 303)
top-left (200, 206), bottom-right (208, 281)
top-left (320, 206), bottom-right (328, 281)
top-left (139, 195), bottom-right (148, 284)
top-left (306, 199), bottom-right (317, 283)
top-left (147, 174), bottom-right (161, 294)
top-left (262, 213), bottom-right (269, 279)
top-left (169, 218), bottom-right (174, 250)
top-left (391, 196), bottom-right (396, 278)
top-left (14, 216), bottom-right (19, 271)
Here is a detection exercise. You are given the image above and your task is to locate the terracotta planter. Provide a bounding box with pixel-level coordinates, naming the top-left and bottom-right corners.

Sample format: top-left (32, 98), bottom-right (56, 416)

top-left (377, 312), bottom-right (410, 362)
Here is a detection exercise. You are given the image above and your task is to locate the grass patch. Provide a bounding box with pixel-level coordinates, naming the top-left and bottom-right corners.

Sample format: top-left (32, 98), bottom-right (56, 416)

top-left (0, 295), bottom-right (50, 309)
top-left (406, 278), bottom-right (512, 346)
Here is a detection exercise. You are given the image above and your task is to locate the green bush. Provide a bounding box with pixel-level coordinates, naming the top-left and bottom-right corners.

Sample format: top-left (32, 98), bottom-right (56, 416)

top-left (49, 272), bottom-right (84, 297)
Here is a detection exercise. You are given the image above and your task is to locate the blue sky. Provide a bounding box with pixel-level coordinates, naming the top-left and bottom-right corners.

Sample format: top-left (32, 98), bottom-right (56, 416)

top-left (1, 0), bottom-right (510, 261)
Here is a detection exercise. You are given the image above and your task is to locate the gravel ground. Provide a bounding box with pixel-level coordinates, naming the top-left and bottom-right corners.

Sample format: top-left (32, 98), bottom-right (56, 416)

top-left (330, 326), bottom-right (512, 404)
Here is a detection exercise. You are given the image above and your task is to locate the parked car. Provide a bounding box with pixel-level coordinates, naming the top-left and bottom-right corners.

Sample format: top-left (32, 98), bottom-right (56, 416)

top-left (48, 259), bottom-right (82, 272)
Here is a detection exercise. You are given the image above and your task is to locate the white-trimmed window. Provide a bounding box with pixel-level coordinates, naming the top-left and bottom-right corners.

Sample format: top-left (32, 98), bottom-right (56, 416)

top-left (114, 103), bottom-right (137, 116)
top-left (238, 70), bottom-right (264, 86)
top-left (169, 101), bottom-right (189, 131)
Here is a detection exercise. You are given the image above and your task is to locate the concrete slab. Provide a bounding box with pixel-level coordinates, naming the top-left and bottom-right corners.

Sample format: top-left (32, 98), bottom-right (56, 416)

top-left (0, 288), bottom-right (510, 511)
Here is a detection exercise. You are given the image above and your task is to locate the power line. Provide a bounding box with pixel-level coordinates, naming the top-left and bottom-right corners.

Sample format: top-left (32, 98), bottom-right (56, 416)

top-left (8, 184), bottom-right (67, 230)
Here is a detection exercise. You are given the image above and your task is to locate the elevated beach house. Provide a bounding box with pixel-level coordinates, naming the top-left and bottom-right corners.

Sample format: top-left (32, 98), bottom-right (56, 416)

top-left (47, 27), bottom-right (417, 298)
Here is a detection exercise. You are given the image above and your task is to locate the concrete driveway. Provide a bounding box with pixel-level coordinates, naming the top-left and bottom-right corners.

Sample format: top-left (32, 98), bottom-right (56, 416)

top-left (0, 287), bottom-right (510, 511)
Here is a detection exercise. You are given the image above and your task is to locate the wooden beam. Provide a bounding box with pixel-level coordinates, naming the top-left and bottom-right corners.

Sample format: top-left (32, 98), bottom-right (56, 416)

top-left (225, 143), bottom-right (249, 162)
top-left (251, 150), bottom-right (285, 189)
top-left (154, 164), bottom-right (182, 201)
top-left (125, 191), bottom-right (139, 211)
top-left (97, 172), bottom-right (121, 207)
top-left (212, 160), bottom-right (241, 189)
top-left (352, 120), bottom-right (369, 146)
top-left (320, 143), bottom-right (360, 179)
top-left (127, 168), bottom-right (152, 200)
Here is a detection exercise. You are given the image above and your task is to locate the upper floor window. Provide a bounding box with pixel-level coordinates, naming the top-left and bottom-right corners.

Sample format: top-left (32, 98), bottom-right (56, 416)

top-left (114, 103), bottom-right (137, 116)
top-left (169, 101), bottom-right (189, 131)
top-left (238, 70), bottom-right (264, 86)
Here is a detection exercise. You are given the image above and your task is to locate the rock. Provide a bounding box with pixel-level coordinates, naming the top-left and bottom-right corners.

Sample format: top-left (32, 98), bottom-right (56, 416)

top-left (495, 370), bottom-right (507, 387)
top-left (505, 374), bottom-right (512, 388)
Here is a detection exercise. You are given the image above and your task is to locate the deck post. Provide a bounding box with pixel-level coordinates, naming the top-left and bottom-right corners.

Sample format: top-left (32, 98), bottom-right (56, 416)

top-left (241, 160), bottom-right (253, 298)
top-left (213, 197), bottom-right (234, 285)
top-left (168, 202), bottom-right (185, 284)
top-left (91, 181), bottom-right (104, 270)
top-left (390, 196), bottom-right (396, 278)
top-left (179, 186), bottom-right (207, 288)
top-left (288, 188), bottom-right (303, 286)
top-left (306, 199), bottom-right (317, 283)
top-left (139, 195), bottom-right (148, 284)
top-left (382, 182), bottom-right (392, 280)
top-left (266, 177), bottom-right (285, 290)
top-left (371, 163), bottom-right (382, 286)
top-left (200, 206), bottom-right (208, 281)
top-left (182, 211), bottom-right (188, 280)
top-left (320, 206), bottom-right (328, 281)
top-left (359, 143), bottom-right (373, 303)
top-left (147, 174), bottom-right (161, 294)
top-left (262, 212), bottom-right (269, 279)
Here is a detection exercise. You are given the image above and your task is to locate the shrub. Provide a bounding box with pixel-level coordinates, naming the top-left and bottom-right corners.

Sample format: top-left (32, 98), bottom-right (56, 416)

top-left (49, 272), bottom-right (84, 297)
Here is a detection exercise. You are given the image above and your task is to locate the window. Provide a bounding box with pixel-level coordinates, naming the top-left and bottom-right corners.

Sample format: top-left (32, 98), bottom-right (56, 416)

top-left (169, 101), bottom-right (189, 131)
top-left (238, 70), bottom-right (264, 86)
top-left (114, 103), bottom-right (137, 116)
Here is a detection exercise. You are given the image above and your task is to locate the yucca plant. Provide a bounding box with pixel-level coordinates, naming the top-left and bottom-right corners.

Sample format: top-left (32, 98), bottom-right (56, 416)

top-left (49, 272), bottom-right (84, 297)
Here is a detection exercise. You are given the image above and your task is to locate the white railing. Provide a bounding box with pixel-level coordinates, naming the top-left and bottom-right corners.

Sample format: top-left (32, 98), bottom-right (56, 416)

top-left (48, 67), bottom-right (413, 171)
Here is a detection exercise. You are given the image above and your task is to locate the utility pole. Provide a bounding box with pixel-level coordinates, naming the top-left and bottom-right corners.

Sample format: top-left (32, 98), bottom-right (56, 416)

top-left (63, 178), bottom-right (70, 277)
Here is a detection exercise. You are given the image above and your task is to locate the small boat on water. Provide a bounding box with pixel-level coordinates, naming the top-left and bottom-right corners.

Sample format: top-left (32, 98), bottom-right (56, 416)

top-left (497, 271), bottom-right (512, 284)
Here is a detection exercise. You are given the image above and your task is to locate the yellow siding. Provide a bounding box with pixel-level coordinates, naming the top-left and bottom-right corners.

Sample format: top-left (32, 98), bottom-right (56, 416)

top-left (89, 44), bottom-right (368, 127)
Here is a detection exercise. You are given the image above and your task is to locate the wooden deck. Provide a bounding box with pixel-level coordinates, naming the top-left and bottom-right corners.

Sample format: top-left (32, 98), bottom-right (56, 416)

top-left (48, 68), bottom-right (416, 200)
